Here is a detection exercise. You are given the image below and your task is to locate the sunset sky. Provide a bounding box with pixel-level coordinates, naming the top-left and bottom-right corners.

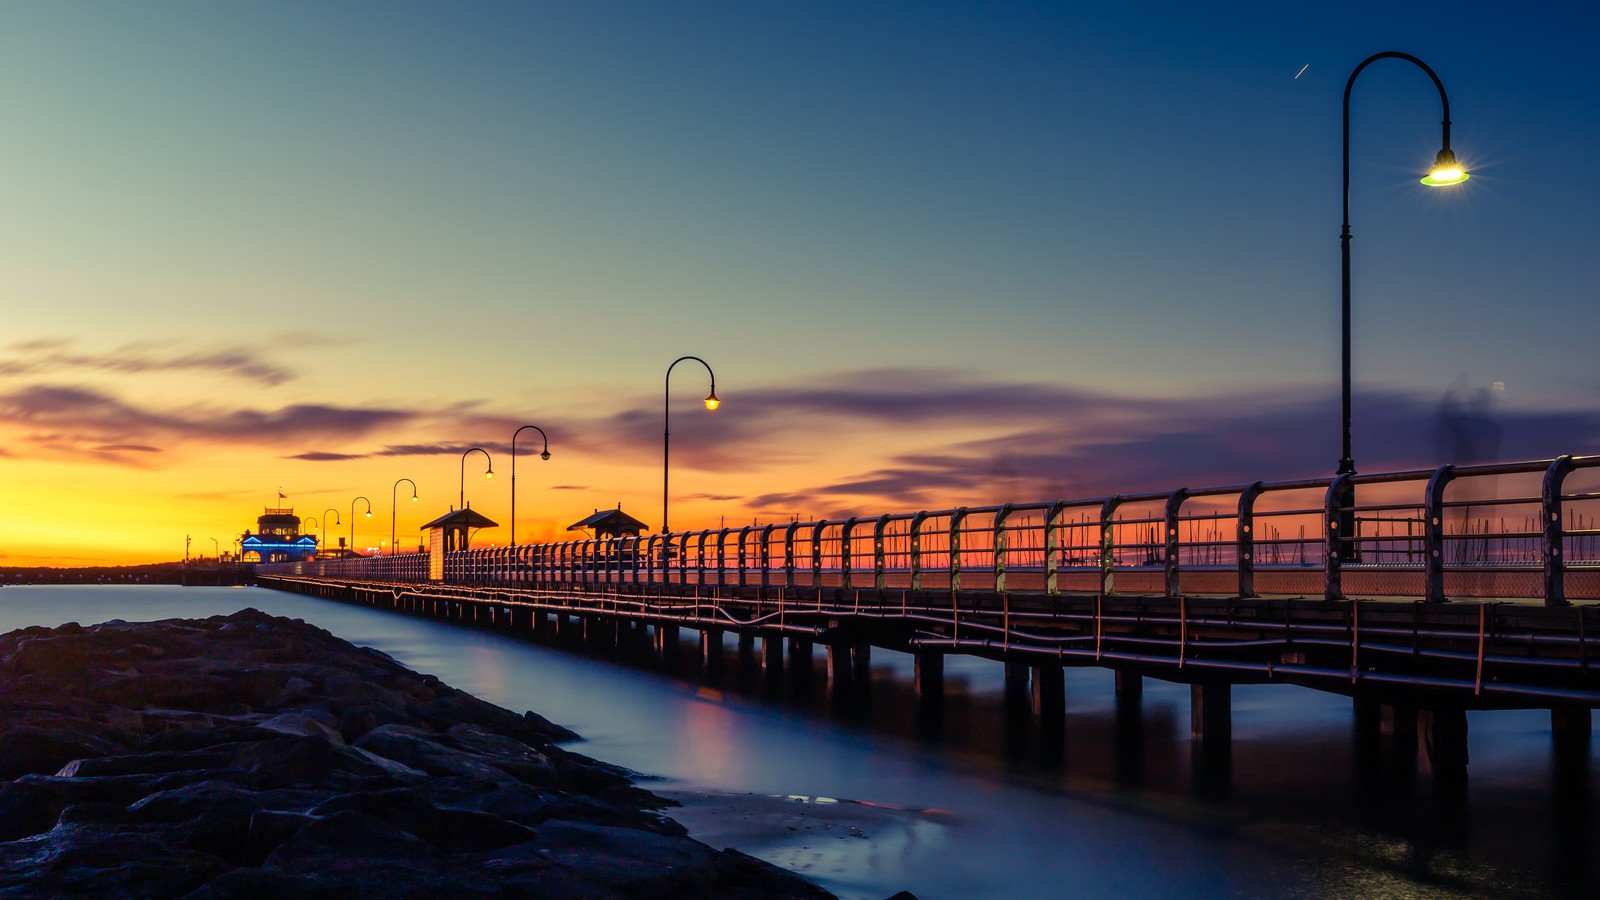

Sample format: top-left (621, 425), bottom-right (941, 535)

top-left (2, 3), bottom-right (1596, 566)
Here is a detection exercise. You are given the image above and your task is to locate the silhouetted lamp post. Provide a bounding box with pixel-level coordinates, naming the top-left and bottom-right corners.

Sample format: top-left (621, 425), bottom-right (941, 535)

top-left (350, 496), bottom-right (373, 556)
top-left (1336, 51), bottom-right (1468, 559)
top-left (460, 447), bottom-right (493, 511)
top-left (209, 537), bottom-right (219, 558)
top-left (510, 425), bottom-right (551, 547)
top-left (391, 478), bottom-right (418, 556)
top-left (321, 508), bottom-right (340, 557)
top-left (663, 356), bottom-right (719, 534)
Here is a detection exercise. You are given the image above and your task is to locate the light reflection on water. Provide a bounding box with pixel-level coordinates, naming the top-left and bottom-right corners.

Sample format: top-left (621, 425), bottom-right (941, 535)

top-left (1, 584), bottom-right (1595, 899)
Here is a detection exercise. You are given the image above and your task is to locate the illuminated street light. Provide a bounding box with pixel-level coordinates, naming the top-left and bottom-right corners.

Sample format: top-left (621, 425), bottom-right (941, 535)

top-left (350, 496), bottom-right (373, 557)
top-left (663, 355), bottom-right (718, 534)
top-left (1421, 148), bottom-right (1469, 186)
top-left (1335, 51), bottom-right (1468, 560)
top-left (391, 478), bottom-right (418, 557)
top-left (460, 447), bottom-right (493, 511)
top-left (320, 509), bottom-right (340, 557)
top-left (510, 425), bottom-right (551, 547)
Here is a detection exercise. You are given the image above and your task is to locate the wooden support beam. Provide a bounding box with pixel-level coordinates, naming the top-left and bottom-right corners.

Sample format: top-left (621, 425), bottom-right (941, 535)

top-left (914, 651), bottom-right (944, 703)
top-left (1190, 682), bottom-right (1231, 746)
top-left (1032, 664), bottom-right (1064, 723)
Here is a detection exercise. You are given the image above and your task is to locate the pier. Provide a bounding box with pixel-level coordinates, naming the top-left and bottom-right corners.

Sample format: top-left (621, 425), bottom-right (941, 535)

top-left (257, 454), bottom-right (1600, 782)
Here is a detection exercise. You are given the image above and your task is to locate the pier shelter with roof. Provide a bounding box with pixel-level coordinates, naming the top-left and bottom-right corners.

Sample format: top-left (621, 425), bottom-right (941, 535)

top-left (566, 506), bottom-right (648, 539)
top-left (240, 507), bottom-right (318, 563)
top-left (421, 506), bottom-right (498, 582)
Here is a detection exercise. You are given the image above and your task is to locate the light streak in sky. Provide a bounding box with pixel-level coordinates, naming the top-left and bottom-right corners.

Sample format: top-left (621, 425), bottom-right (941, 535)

top-left (1294, 64), bottom-right (1309, 79)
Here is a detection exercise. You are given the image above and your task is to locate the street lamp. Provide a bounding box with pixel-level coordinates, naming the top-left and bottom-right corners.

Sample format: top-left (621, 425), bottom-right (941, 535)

top-left (350, 496), bottom-right (373, 557)
top-left (663, 356), bottom-right (719, 534)
top-left (321, 508), bottom-right (341, 557)
top-left (460, 447), bottom-right (493, 511)
top-left (210, 537), bottom-right (219, 558)
top-left (510, 425), bottom-right (551, 547)
top-left (1335, 51), bottom-right (1468, 560)
top-left (1338, 51), bottom-right (1469, 478)
top-left (391, 478), bottom-right (418, 556)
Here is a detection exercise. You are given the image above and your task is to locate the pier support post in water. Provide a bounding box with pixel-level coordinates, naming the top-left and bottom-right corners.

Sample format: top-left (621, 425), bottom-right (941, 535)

top-left (737, 632), bottom-right (756, 672)
top-left (1420, 706), bottom-right (1469, 789)
top-left (761, 635), bottom-right (784, 685)
top-left (1387, 703), bottom-right (1419, 779)
top-left (825, 643), bottom-right (847, 688)
top-left (1353, 695), bottom-right (1382, 769)
top-left (655, 625), bottom-right (680, 666)
top-left (823, 642), bottom-right (872, 695)
top-left (1004, 662), bottom-right (1030, 714)
top-left (914, 651), bottom-right (944, 703)
top-left (788, 637), bottom-right (813, 688)
top-left (1189, 682), bottom-right (1231, 746)
top-left (1115, 670), bottom-right (1142, 707)
top-left (1031, 665), bottom-right (1065, 722)
top-left (850, 643), bottom-right (872, 691)
top-left (1552, 707), bottom-right (1593, 741)
top-left (1113, 671), bottom-right (1145, 787)
top-left (1189, 682), bottom-right (1233, 798)
top-left (700, 629), bottom-right (724, 676)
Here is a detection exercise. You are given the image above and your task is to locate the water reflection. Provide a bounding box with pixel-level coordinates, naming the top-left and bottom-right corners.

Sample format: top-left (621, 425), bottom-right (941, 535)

top-left (1, 585), bottom-right (1596, 899)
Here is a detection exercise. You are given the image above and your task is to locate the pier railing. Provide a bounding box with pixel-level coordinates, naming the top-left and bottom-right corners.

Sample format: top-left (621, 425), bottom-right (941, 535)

top-left (258, 454), bottom-right (1600, 606)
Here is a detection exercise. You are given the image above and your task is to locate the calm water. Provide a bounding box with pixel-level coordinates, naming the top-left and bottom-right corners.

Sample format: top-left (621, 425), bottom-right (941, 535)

top-left (2, 584), bottom-right (1595, 899)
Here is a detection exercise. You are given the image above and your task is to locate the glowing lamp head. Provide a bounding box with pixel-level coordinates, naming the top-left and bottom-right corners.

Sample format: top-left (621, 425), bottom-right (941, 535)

top-left (704, 391), bottom-right (720, 411)
top-left (484, 469), bottom-right (494, 480)
top-left (1421, 148), bottom-right (1469, 186)
top-left (540, 449), bottom-right (551, 461)
top-left (365, 510), bottom-right (373, 518)
top-left (410, 494), bottom-right (418, 503)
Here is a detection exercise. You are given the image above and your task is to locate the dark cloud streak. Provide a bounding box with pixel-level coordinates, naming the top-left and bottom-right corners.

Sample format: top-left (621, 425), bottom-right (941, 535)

top-left (0, 340), bottom-right (295, 386)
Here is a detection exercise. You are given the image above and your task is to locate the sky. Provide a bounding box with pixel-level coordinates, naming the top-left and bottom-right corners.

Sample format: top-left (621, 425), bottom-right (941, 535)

top-left (1, 2), bottom-right (1596, 566)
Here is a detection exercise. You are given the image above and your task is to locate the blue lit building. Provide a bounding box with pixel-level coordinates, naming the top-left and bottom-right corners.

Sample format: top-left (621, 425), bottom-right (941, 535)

top-left (240, 507), bottom-right (318, 562)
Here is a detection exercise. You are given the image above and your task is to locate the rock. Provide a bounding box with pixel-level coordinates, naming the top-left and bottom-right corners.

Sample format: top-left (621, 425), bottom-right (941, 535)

top-left (56, 748), bottom-right (233, 778)
top-left (352, 725), bottom-right (519, 783)
top-left (0, 610), bottom-right (841, 898)
top-left (439, 724), bottom-right (560, 786)
top-left (256, 710), bottom-right (347, 745)
top-left (245, 809), bottom-right (316, 859)
top-left (312, 787), bottom-right (535, 852)
top-left (710, 848), bottom-right (839, 899)
top-left (178, 867), bottom-right (340, 899)
top-left (0, 826), bottom-right (229, 897)
top-left (0, 723), bottom-right (125, 780)
top-left (516, 819), bottom-right (720, 896)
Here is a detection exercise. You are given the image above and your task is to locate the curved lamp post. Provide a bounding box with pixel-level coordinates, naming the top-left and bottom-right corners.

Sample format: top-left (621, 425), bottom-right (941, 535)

top-left (460, 447), bottom-right (493, 511)
top-left (209, 537), bottom-right (219, 558)
top-left (663, 356), bottom-right (719, 534)
top-left (510, 425), bottom-right (551, 547)
top-left (1335, 51), bottom-right (1468, 562)
top-left (1339, 51), bottom-right (1469, 478)
top-left (350, 496), bottom-right (373, 556)
top-left (320, 509), bottom-right (340, 556)
top-left (391, 478), bottom-right (418, 556)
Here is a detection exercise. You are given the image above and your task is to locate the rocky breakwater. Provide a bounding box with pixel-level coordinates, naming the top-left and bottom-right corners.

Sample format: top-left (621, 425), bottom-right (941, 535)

top-left (0, 609), bottom-right (832, 898)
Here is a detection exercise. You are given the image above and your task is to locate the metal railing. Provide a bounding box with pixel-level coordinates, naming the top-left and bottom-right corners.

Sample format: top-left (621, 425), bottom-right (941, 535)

top-left (256, 454), bottom-right (1600, 606)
